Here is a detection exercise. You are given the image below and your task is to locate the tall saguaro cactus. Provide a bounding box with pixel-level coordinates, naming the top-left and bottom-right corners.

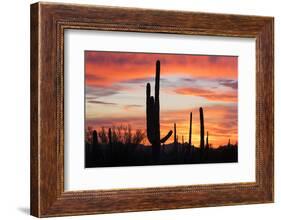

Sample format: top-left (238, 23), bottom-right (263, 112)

top-left (146, 60), bottom-right (173, 162)
top-left (189, 112), bottom-right (192, 146)
top-left (199, 107), bottom-right (205, 158)
top-left (206, 131), bottom-right (209, 150)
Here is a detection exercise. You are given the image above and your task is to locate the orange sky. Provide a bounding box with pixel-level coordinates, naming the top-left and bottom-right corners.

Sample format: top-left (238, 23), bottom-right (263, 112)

top-left (85, 51), bottom-right (238, 147)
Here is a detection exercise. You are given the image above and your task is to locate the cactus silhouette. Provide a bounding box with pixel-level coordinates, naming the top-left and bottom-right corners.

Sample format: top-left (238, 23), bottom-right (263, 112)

top-left (189, 112), bottom-right (192, 146)
top-left (146, 60), bottom-right (173, 161)
top-left (92, 130), bottom-right (98, 146)
top-left (108, 128), bottom-right (112, 145)
top-left (174, 123), bottom-right (178, 156)
top-left (199, 107), bottom-right (205, 158)
top-left (90, 130), bottom-right (99, 163)
top-left (206, 131), bottom-right (209, 150)
top-left (108, 128), bottom-right (112, 158)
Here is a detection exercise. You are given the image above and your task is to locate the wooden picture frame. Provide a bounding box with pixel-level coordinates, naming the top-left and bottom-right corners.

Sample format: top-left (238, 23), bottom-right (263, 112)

top-left (30, 2), bottom-right (274, 217)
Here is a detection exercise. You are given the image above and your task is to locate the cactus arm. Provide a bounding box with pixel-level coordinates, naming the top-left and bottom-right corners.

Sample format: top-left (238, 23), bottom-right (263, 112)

top-left (146, 83), bottom-right (151, 128)
top-left (146, 83), bottom-right (151, 101)
top-left (146, 83), bottom-right (155, 144)
top-left (147, 96), bottom-right (155, 144)
top-left (160, 130), bottom-right (173, 143)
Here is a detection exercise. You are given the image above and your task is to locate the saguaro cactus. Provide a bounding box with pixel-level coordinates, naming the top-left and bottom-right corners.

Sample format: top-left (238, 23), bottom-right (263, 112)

top-left (199, 107), bottom-right (205, 158)
top-left (174, 123), bottom-right (178, 155)
top-left (108, 128), bottom-right (112, 158)
top-left (92, 130), bottom-right (98, 146)
top-left (206, 131), bottom-right (209, 150)
top-left (90, 130), bottom-right (99, 162)
top-left (108, 128), bottom-right (112, 145)
top-left (189, 112), bottom-right (192, 146)
top-left (146, 60), bottom-right (173, 161)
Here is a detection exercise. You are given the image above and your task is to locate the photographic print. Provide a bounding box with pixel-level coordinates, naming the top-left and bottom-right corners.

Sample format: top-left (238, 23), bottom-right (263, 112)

top-left (31, 3), bottom-right (274, 216)
top-left (85, 51), bottom-right (238, 168)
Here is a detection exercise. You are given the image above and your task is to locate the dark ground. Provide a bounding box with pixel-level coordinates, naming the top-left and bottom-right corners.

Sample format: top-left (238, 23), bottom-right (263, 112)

top-left (85, 142), bottom-right (238, 168)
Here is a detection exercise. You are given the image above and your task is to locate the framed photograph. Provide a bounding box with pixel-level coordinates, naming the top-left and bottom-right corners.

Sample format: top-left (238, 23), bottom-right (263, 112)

top-left (30, 2), bottom-right (274, 217)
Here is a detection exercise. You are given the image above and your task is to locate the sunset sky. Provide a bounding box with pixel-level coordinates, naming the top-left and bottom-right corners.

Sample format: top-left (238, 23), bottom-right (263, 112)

top-left (85, 51), bottom-right (238, 147)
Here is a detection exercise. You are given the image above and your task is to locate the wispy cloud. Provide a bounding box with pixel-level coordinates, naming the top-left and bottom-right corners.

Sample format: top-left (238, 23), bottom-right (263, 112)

top-left (120, 77), bottom-right (154, 84)
top-left (218, 79), bottom-right (238, 90)
top-left (181, 77), bottom-right (197, 82)
top-left (123, 104), bottom-right (143, 110)
top-left (87, 100), bottom-right (118, 106)
top-left (174, 87), bottom-right (237, 102)
top-left (86, 86), bottom-right (119, 98)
